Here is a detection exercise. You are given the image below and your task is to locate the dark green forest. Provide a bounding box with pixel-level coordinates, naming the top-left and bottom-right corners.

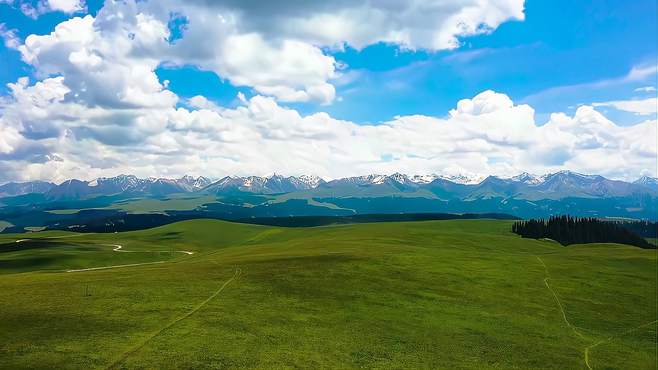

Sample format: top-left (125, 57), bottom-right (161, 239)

top-left (614, 219), bottom-right (658, 238)
top-left (512, 215), bottom-right (653, 248)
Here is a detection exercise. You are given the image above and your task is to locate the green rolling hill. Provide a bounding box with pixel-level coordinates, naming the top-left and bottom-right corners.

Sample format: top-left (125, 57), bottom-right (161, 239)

top-left (0, 219), bottom-right (655, 369)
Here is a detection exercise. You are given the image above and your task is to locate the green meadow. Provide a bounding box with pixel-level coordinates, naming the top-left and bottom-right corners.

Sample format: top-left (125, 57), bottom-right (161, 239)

top-left (0, 219), bottom-right (655, 369)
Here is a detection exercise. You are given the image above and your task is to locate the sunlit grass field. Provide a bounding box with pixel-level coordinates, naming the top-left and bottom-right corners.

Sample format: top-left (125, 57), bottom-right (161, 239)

top-left (0, 219), bottom-right (655, 369)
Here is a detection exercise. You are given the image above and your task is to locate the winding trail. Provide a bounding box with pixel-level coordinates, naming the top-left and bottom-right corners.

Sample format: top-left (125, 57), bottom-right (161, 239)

top-left (65, 244), bottom-right (194, 273)
top-left (15, 233), bottom-right (85, 243)
top-left (66, 261), bottom-right (166, 273)
top-left (106, 268), bottom-right (242, 369)
top-left (109, 244), bottom-right (194, 255)
top-left (535, 256), bottom-right (588, 341)
top-left (584, 320), bottom-right (658, 369)
top-left (535, 256), bottom-right (657, 369)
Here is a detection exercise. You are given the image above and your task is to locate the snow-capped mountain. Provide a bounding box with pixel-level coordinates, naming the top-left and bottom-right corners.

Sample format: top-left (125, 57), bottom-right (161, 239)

top-left (203, 174), bottom-right (325, 194)
top-left (1, 171), bottom-right (655, 201)
top-left (634, 176), bottom-right (658, 191)
top-left (177, 175), bottom-right (212, 191)
top-left (0, 181), bottom-right (55, 197)
top-left (436, 173), bottom-right (485, 185)
top-left (44, 175), bottom-right (215, 199)
top-left (509, 172), bottom-right (543, 185)
top-left (290, 175), bottom-right (325, 189)
top-left (410, 174), bottom-right (439, 184)
top-left (330, 174), bottom-right (388, 186)
top-left (89, 174), bottom-right (144, 191)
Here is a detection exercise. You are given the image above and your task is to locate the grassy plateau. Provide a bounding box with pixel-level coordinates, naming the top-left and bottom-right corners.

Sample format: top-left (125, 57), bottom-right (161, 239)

top-left (0, 219), bottom-right (655, 369)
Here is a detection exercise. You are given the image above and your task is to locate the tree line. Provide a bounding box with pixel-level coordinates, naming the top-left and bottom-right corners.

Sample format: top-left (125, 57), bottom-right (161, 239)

top-left (512, 215), bottom-right (653, 248)
top-left (612, 220), bottom-right (657, 238)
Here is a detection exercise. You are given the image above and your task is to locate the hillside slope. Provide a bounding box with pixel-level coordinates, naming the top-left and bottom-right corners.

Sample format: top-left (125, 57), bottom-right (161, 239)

top-left (0, 220), bottom-right (655, 369)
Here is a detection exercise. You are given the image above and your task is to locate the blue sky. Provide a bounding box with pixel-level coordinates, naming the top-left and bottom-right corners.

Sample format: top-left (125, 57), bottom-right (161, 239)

top-left (1, 0), bottom-right (655, 124)
top-left (0, 0), bottom-right (656, 181)
top-left (327, 0), bottom-right (657, 124)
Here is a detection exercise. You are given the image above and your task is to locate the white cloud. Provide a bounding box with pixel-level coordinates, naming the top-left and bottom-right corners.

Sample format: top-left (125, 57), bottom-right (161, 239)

top-left (18, 11), bottom-right (177, 110)
top-left (0, 23), bottom-right (20, 49)
top-left (0, 0), bottom-right (85, 18)
top-left (1, 80), bottom-right (655, 182)
top-left (11, 0), bottom-right (524, 104)
top-left (192, 0), bottom-right (525, 51)
top-left (634, 86), bottom-right (657, 93)
top-left (2, 0), bottom-right (655, 183)
top-left (47, 0), bottom-right (84, 13)
top-left (593, 97), bottom-right (658, 115)
top-left (523, 63), bottom-right (658, 107)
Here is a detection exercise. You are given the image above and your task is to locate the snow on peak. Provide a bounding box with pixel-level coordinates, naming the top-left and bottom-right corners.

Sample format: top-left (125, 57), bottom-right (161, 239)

top-left (436, 173), bottom-right (485, 185)
top-left (297, 175), bottom-right (323, 188)
top-left (389, 173), bottom-right (409, 183)
top-left (510, 172), bottom-right (542, 185)
top-left (370, 175), bottom-right (387, 184)
top-left (410, 174), bottom-right (439, 184)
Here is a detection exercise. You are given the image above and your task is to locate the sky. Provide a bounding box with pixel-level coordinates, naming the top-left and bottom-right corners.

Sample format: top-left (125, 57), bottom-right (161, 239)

top-left (0, 0), bottom-right (656, 183)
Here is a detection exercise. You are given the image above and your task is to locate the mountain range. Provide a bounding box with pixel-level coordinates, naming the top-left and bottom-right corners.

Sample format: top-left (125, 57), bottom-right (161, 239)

top-left (1, 171), bottom-right (655, 200)
top-left (0, 171), bottom-right (656, 233)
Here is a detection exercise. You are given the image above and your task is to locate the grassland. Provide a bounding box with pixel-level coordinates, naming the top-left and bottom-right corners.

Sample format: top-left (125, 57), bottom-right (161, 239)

top-left (0, 219), bottom-right (655, 369)
top-left (47, 194), bottom-right (219, 215)
top-left (0, 220), bottom-right (11, 232)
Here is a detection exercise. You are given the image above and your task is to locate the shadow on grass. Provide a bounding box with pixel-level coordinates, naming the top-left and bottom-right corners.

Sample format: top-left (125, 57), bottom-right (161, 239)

top-left (0, 240), bottom-right (71, 253)
top-left (0, 256), bottom-right (57, 270)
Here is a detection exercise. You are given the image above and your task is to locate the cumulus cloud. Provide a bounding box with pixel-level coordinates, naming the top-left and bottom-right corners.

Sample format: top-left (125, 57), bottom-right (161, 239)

top-left (46, 0), bottom-right (84, 13)
top-left (1, 81), bottom-right (655, 183)
top-left (182, 0), bottom-right (525, 50)
top-left (18, 10), bottom-right (177, 110)
top-left (1, 0), bottom-right (655, 183)
top-left (9, 0), bottom-right (525, 105)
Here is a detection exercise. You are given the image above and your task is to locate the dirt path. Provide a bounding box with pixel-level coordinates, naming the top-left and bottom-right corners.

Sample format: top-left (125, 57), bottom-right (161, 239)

top-left (15, 234), bottom-right (85, 243)
top-left (66, 261), bottom-right (166, 273)
top-left (584, 319), bottom-right (658, 370)
top-left (535, 255), bottom-right (656, 369)
top-left (54, 243), bottom-right (193, 273)
top-left (535, 256), bottom-right (588, 341)
top-left (109, 243), bottom-right (194, 255)
top-left (106, 268), bottom-right (242, 369)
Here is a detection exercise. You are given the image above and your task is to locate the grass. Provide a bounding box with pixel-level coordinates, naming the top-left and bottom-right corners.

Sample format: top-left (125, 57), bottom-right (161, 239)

top-left (47, 194), bottom-right (218, 215)
top-left (0, 220), bottom-right (12, 232)
top-left (0, 219), bottom-right (655, 369)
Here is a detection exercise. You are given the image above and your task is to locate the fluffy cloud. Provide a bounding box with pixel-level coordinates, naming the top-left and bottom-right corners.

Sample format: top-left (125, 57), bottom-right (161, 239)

top-left (9, 0), bottom-right (524, 105)
top-left (1, 82), bottom-right (655, 183)
top-left (46, 0), bottom-right (84, 13)
top-left (1, 0), bottom-right (655, 183)
top-left (18, 10), bottom-right (177, 109)
top-left (181, 0), bottom-right (525, 50)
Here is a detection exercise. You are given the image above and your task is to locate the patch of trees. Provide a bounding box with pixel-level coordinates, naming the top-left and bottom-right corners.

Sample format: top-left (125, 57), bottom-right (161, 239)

top-left (512, 215), bottom-right (654, 249)
top-left (614, 220), bottom-right (657, 238)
